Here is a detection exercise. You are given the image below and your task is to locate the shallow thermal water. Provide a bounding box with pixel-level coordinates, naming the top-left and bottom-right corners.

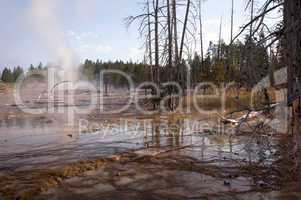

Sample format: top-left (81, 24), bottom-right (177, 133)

top-left (31, 115), bottom-right (282, 200)
top-left (0, 114), bottom-right (277, 173)
top-left (1, 82), bottom-right (299, 199)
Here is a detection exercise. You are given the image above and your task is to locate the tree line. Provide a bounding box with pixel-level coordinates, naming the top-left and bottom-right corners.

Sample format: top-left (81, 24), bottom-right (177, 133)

top-left (79, 35), bottom-right (282, 88)
top-left (0, 63), bottom-right (44, 83)
top-left (1, 66), bottom-right (24, 83)
top-left (0, 34), bottom-right (282, 88)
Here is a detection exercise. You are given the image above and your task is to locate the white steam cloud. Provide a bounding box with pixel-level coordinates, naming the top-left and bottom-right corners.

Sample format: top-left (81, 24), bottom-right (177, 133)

top-left (28, 0), bottom-right (78, 80)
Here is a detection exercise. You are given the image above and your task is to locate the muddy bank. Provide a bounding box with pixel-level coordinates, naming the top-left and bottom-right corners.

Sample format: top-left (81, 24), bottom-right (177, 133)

top-left (0, 150), bottom-right (272, 200)
top-left (1, 138), bottom-right (300, 200)
top-left (1, 130), bottom-right (300, 200)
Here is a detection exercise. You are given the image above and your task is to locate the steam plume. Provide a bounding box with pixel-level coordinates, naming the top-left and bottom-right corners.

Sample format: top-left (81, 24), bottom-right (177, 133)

top-left (28, 0), bottom-right (78, 80)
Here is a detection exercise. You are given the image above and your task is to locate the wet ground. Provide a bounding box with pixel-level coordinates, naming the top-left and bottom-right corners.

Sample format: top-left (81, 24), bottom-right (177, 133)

top-left (1, 83), bottom-right (301, 199)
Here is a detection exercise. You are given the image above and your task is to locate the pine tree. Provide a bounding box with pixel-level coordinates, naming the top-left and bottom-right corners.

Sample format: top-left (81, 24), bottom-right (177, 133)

top-left (37, 62), bottom-right (43, 70)
top-left (12, 66), bottom-right (24, 81)
top-left (1, 68), bottom-right (14, 82)
top-left (29, 64), bottom-right (35, 71)
top-left (190, 53), bottom-right (202, 85)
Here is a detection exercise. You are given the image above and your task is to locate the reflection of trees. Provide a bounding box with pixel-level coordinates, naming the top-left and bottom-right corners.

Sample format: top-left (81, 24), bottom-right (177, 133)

top-left (144, 117), bottom-right (186, 148)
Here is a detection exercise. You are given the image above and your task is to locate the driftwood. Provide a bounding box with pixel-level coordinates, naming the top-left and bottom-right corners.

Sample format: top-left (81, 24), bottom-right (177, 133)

top-left (216, 103), bottom-right (280, 133)
top-left (217, 110), bottom-right (263, 126)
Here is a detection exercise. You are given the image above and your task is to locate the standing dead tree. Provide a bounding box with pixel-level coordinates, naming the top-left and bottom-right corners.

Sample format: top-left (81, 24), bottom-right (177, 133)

top-left (285, 0), bottom-right (301, 116)
top-left (172, 0), bottom-right (179, 65)
top-left (230, 0), bottom-right (234, 43)
top-left (126, 0), bottom-right (198, 111)
top-left (179, 0), bottom-right (191, 62)
top-left (218, 17), bottom-right (223, 61)
top-left (154, 0), bottom-right (160, 86)
top-left (167, 0), bottom-right (173, 68)
top-left (147, 0), bottom-right (154, 82)
top-left (198, 0), bottom-right (204, 63)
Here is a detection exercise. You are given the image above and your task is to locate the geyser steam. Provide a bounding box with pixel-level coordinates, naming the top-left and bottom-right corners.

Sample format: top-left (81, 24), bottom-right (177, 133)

top-left (28, 0), bottom-right (78, 81)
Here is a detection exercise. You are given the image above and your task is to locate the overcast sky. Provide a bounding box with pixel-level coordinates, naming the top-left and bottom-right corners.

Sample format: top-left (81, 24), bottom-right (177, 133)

top-left (0, 0), bottom-right (259, 70)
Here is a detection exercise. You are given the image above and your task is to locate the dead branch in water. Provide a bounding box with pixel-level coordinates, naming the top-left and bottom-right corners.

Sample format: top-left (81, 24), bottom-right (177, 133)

top-left (217, 102), bottom-right (280, 134)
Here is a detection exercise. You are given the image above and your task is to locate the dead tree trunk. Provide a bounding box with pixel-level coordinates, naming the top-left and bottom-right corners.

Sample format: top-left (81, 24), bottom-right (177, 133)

top-left (199, 0), bottom-right (204, 63)
top-left (228, 0), bottom-right (234, 81)
top-left (179, 0), bottom-right (191, 62)
top-left (246, 0), bottom-right (255, 89)
top-left (172, 0), bottom-right (179, 65)
top-left (285, 0), bottom-right (301, 114)
top-left (249, 0), bottom-right (254, 39)
top-left (167, 0), bottom-right (174, 110)
top-left (154, 0), bottom-right (160, 85)
top-left (230, 0), bottom-right (234, 43)
top-left (167, 0), bottom-right (173, 67)
top-left (218, 17), bottom-right (222, 61)
top-left (147, 0), bottom-right (154, 82)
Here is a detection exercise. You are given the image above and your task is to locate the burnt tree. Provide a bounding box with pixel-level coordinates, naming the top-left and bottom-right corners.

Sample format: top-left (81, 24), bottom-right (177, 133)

top-left (285, 0), bottom-right (301, 113)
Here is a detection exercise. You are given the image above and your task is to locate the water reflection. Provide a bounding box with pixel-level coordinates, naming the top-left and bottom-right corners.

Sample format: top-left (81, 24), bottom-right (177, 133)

top-left (141, 117), bottom-right (277, 168)
top-left (0, 115), bottom-right (279, 172)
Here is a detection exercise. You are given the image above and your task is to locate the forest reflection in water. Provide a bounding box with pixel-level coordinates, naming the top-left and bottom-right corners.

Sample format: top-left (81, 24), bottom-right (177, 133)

top-left (0, 114), bottom-right (280, 172)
